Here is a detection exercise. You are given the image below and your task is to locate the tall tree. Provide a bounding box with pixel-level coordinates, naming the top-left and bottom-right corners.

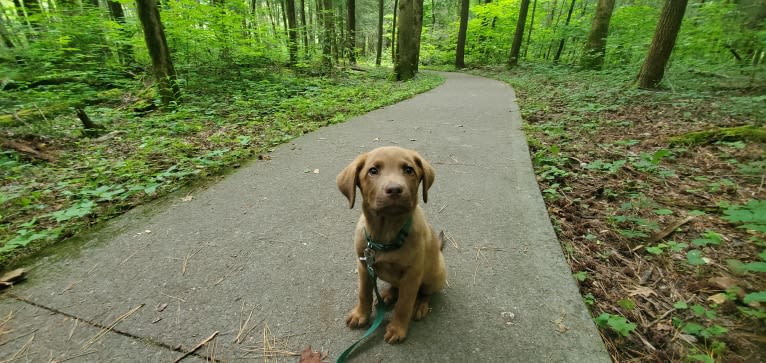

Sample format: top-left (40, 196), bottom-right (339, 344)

top-left (319, 0), bottom-right (334, 68)
top-left (637, 0), bottom-right (688, 89)
top-left (580, 0), bottom-right (615, 70)
top-left (108, 0), bottom-right (135, 65)
top-left (553, 0), bottom-right (576, 63)
top-left (508, 0), bottom-right (530, 67)
top-left (375, 0), bottom-right (383, 65)
top-left (523, 0), bottom-right (537, 58)
top-left (285, 0), bottom-right (298, 65)
top-left (391, 0), bottom-right (398, 63)
top-left (394, 0), bottom-right (424, 80)
top-left (135, 0), bottom-right (180, 105)
top-left (300, 0), bottom-right (309, 58)
top-left (455, 0), bottom-right (469, 68)
top-left (347, 0), bottom-right (356, 64)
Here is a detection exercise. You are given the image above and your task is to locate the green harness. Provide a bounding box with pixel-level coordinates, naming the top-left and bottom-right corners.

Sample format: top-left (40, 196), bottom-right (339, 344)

top-left (336, 216), bottom-right (413, 363)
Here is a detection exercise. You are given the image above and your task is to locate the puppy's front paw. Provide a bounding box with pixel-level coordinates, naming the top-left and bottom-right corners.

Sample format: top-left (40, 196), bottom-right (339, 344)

top-left (346, 306), bottom-right (370, 328)
top-left (384, 322), bottom-right (408, 344)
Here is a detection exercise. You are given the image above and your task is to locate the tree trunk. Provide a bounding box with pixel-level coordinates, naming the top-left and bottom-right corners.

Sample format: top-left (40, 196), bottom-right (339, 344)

top-left (391, 0), bottom-right (398, 63)
top-left (285, 0), bottom-right (298, 65)
top-left (0, 16), bottom-right (14, 48)
top-left (580, 0), bottom-right (615, 70)
top-left (320, 0), bottom-right (334, 68)
top-left (637, 0), bottom-right (688, 89)
top-left (395, 0), bottom-right (423, 80)
top-left (300, 0), bottom-right (308, 59)
top-left (108, 0), bottom-right (135, 65)
top-left (508, 0), bottom-right (530, 67)
top-left (523, 0), bottom-right (537, 59)
top-left (375, 0), bottom-right (383, 65)
top-left (346, 0), bottom-right (356, 64)
top-left (135, 0), bottom-right (180, 105)
top-left (455, 0), bottom-right (469, 68)
top-left (553, 0), bottom-right (576, 63)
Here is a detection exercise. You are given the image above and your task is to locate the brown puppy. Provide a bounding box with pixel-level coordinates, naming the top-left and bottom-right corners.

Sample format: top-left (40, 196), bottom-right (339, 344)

top-left (337, 146), bottom-right (447, 344)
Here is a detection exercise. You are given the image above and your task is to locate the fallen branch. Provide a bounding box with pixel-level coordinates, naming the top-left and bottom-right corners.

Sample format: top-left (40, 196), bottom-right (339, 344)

top-left (0, 138), bottom-right (56, 162)
top-left (647, 216), bottom-right (695, 244)
top-left (173, 330), bottom-right (219, 363)
top-left (82, 304), bottom-right (143, 350)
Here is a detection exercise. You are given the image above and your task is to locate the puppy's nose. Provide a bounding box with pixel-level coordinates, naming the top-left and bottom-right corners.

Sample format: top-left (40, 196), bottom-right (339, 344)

top-left (385, 184), bottom-right (403, 196)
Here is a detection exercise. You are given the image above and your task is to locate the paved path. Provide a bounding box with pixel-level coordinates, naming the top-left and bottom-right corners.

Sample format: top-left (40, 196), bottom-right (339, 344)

top-left (0, 73), bottom-right (610, 362)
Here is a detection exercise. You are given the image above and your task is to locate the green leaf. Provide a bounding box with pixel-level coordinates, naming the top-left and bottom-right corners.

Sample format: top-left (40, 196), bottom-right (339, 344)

top-left (686, 250), bottom-right (706, 265)
top-left (573, 271), bottom-right (587, 282)
top-left (617, 298), bottom-right (636, 311)
top-left (673, 301), bottom-right (689, 309)
top-left (50, 200), bottom-right (95, 222)
top-left (654, 209), bottom-right (673, 215)
top-left (681, 322), bottom-right (704, 335)
top-left (743, 291), bottom-right (766, 304)
top-left (743, 262), bottom-right (766, 273)
top-left (688, 354), bottom-right (714, 363)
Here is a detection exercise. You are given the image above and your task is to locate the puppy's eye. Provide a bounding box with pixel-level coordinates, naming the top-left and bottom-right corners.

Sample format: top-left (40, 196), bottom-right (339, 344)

top-left (368, 167), bottom-right (379, 176)
top-left (403, 166), bottom-right (415, 175)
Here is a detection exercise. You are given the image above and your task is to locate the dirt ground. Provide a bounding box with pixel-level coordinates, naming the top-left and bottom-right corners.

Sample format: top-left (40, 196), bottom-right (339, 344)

top-left (506, 67), bottom-right (766, 362)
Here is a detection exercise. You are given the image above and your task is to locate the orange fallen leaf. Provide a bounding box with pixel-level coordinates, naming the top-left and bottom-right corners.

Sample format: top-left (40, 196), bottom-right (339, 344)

top-left (299, 345), bottom-right (328, 363)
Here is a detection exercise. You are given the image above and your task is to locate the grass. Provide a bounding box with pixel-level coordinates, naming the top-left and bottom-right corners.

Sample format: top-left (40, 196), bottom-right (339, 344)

top-left (0, 66), bottom-right (444, 267)
top-left (471, 62), bottom-right (765, 362)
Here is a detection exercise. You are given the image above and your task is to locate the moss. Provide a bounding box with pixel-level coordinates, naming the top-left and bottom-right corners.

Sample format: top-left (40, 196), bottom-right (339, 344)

top-left (669, 125), bottom-right (766, 146)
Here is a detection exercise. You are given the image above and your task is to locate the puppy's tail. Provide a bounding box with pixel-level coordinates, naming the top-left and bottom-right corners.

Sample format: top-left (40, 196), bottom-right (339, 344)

top-left (438, 231), bottom-right (445, 251)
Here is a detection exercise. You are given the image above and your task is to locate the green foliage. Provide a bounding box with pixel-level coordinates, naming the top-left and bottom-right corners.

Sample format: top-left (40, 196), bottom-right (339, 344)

top-left (722, 200), bottom-right (766, 234)
top-left (594, 312), bottom-right (637, 337)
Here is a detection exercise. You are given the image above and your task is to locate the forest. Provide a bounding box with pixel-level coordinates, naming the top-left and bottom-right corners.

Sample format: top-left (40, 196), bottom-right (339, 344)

top-left (1, 0), bottom-right (765, 361)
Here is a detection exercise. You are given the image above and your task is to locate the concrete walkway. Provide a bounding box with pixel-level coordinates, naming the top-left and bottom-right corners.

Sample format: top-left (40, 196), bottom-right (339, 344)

top-left (0, 73), bottom-right (610, 362)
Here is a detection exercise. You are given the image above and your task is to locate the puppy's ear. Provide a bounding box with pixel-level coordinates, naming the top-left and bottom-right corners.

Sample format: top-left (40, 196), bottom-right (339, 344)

top-left (412, 152), bottom-right (435, 203)
top-left (336, 153), bottom-right (367, 208)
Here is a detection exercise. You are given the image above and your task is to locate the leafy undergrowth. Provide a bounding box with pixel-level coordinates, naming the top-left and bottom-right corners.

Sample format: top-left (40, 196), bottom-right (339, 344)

top-left (0, 67), bottom-right (443, 267)
top-left (475, 63), bottom-right (765, 363)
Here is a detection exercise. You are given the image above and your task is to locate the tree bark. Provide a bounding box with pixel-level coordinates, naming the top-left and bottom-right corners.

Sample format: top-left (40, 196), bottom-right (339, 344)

top-left (135, 0), bottom-right (180, 105)
top-left (455, 0), bottom-right (469, 68)
top-left (391, 0), bottom-right (398, 63)
top-left (523, 0), bottom-right (537, 58)
top-left (285, 0), bottom-right (298, 65)
top-left (508, 0), bottom-right (530, 67)
top-left (300, 0), bottom-right (308, 59)
top-left (320, 0), bottom-right (334, 68)
top-left (637, 0), bottom-right (688, 89)
top-left (580, 0), bottom-right (615, 70)
top-left (394, 0), bottom-right (423, 80)
top-left (108, 0), bottom-right (135, 65)
top-left (375, 0), bottom-right (383, 65)
top-left (553, 0), bottom-right (576, 63)
top-left (347, 0), bottom-right (356, 64)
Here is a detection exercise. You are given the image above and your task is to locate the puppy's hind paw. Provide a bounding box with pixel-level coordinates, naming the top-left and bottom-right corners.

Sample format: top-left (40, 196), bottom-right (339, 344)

top-left (380, 287), bottom-right (398, 305)
top-left (346, 308), bottom-right (370, 328)
top-left (413, 299), bottom-right (431, 321)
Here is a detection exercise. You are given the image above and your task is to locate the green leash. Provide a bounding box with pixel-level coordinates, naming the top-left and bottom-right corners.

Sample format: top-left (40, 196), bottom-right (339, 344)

top-left (337, 217), bottom-right (413, 363)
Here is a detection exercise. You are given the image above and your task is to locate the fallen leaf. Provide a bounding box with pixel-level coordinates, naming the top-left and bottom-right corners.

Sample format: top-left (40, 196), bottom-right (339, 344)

top-left (0, 268), bottom-right (25, 288)
top-left (655, 322), bottom-right (673, 332)
top-left (181, 195), bottom-right (193, 202)
top-left (156, 303), bottom-right (168, 312)
top-left (708, 276), bottom-right (738, 290)
top-left (707, 293), bottom-right (728, 305)
top-left (313, 169), bottom-right (319, 174)
top-left (299, 346), bottom-right (328, 363)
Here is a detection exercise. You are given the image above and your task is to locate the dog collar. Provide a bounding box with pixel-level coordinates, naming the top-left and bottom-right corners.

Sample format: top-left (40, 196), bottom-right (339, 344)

top-left (364, 216), bottom-right (413, 251)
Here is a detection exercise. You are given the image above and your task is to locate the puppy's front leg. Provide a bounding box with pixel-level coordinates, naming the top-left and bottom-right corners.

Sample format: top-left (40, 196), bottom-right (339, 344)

top-left (346, 260), bottom-right (373, 328)
top-left (384, 272), bottom-right (421, 343)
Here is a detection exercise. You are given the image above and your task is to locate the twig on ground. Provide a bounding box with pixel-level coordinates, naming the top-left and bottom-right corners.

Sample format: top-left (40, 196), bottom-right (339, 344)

top-left (81, 304), bottom-right (143, 350)
top-left (67, 318), bottom-right (78, 342)
top-left (160, 292), bottom-right (186, 302)
top-left (10, 334), bottom-right (34, 361)
top-left (646, 215), bottom-right (695, 245)
top-left (234, 302), bottom-right (257, 344)
top-left (56, 349), bottom-right (97, 362)
top-left (172, 330), bottom-right (219, 363)
top-left (182, 247), bottom-right (205, 276)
